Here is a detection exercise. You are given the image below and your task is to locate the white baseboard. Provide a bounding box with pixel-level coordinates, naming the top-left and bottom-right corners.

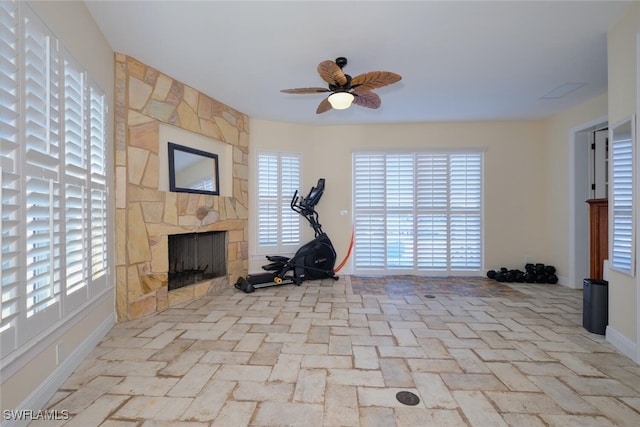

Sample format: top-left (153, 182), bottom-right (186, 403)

top-left (2, 313), bottom-right (116, 427)
top-left (606, 325), bottom-right (639, 363)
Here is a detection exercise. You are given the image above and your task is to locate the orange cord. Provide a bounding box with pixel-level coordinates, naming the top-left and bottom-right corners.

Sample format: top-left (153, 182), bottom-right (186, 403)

top-left (334, 227), bottom-right (354, 273)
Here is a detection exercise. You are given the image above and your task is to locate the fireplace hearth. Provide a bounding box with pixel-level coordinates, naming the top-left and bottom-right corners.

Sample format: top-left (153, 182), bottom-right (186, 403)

top-left (168, 231), bottom-right (227, 290)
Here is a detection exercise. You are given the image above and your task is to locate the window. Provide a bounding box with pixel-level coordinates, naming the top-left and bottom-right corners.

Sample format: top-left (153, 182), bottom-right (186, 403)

top-left (353, 151), bottom-right (483, 274)
top-left (1, 1), bottom-right (109, 360)
top-left (256, 151), bottom-right (302, 255)
top-left (610, 116), bottom-right (635, 275)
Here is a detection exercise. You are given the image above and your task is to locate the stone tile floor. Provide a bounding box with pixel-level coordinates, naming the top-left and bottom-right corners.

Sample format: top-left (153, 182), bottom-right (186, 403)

top-left (32, 276), bottom-right (640, 426)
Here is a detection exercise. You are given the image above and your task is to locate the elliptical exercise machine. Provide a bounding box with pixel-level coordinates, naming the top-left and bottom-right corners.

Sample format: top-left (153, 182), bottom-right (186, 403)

top-left (234, 178), bottom-right (338, 293)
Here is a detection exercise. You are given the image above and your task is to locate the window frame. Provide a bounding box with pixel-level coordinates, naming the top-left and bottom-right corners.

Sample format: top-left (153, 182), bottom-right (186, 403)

top-left (254, 150), bottom-right (303, 256)
top-left (1, 0), bottom-right (110, 363)
top-left (609, 115), bottom-right (636, 276)
top-left (352, 149), bottom-right (484, 276)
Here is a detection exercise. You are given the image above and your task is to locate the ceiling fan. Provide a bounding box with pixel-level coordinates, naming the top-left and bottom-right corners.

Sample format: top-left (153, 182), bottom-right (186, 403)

top-left (280, 57), bottom-right (402, 114)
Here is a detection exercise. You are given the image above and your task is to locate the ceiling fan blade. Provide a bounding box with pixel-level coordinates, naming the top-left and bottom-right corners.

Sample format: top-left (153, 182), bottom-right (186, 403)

top-left (316, 97), bottom-right (332, 114)
top-left (281, 87), bottom-right (330, 94)
top-left (353, 90), bottom-right (381, 109)
top-left (317, 60), bottom-right (347, 86)
top-left (351, 71), bottom-right (402, 91)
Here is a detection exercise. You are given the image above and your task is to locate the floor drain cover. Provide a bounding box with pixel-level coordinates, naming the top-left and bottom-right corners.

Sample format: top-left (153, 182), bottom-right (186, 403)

top-left (424, 294), bottom-right (436, 299)
top-left (396, 391), bottom-right (420, 406)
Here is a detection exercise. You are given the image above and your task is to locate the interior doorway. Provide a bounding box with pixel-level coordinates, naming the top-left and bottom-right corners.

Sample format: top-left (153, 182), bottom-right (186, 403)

top-left (569, 116), bottom-right (608, 290)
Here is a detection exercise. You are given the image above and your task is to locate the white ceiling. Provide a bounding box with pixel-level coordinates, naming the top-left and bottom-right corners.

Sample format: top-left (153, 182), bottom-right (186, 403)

top-left (84, 0), bottom-right (632, 125)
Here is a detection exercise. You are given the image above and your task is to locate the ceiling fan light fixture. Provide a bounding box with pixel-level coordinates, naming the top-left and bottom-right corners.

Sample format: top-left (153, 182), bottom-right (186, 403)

top-left (328, 92), bottom-right (354, 110)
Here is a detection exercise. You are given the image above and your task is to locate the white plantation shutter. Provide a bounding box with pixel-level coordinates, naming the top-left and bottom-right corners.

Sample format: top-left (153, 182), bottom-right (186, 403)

top-left (1, 1), bottom-right (110, 360)
top-left (416, 154), bottom-right (448, 270)
top-left (23, 6), bottom-right (62, 331)
top-left (353, 151), bottom-right (483, 274)
top-left (610, 119), bottom-right (635, 275)
top-left (64, 56), bottom-right (88, 300)
top-left (280, 155), bottom-right (301, 246)
top-left (354, 153), bottom-right (385, 269)
top-left (89, 87), bottom-right (108, 284)
top-left (449, 154), bottom-right (482, 270)
top-left (256, 151), bottom-right (301, 254)
top-left (0, 0), bottom-right (20, 352)
top-left (386, 154), bottom-right (414, 270)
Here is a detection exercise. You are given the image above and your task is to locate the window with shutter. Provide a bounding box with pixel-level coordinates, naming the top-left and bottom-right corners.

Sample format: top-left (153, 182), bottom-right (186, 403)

top-left (0, 0), bottom-right (21, 350)
top-left (610, 117), bottom-right (635, 275)
top-left (353, 151), bottom-right (483, 275)
top-left (256, 151), bottom-right (302, 255)
top-left (0, 0), bottom-right (110, 360)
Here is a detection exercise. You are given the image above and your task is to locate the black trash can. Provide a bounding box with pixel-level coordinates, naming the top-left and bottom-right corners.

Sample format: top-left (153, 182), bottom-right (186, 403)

top-left (583, 279), bottom-right (608, 335)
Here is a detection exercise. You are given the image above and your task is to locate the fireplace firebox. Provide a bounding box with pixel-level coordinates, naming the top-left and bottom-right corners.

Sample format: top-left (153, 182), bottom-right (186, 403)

top-left (168, 231), bottom-right (226, 290)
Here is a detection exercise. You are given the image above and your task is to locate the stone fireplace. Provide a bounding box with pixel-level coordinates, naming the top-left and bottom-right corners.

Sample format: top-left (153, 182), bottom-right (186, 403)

top-left (168, 231), bottom-right (227, 290)
top-left (114, 54), bottom-right (249, 321)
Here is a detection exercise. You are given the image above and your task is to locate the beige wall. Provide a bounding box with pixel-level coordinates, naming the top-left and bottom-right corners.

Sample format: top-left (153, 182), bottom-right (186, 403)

top-left (1, 0), bottom-right (116, 413)
top-left (543, 93), bottom-right (608, 288)
top-left (606, 1), bottom-right (640, 350)
top-left (250, 119), bottom-right (551, 275)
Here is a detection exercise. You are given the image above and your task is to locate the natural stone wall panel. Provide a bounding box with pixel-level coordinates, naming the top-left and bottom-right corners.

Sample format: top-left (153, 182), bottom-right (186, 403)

top-left (239, 130), bottom-right (249, 148)
top-left (228, 229), bottom-right (244, 244)
top-left (233, 145), bottom-right (245, 164)
top-left (178, 215), bottom-right (200, 227)
top-left (197, 96), bottom-right (212, 118)
top-left (141, 201), bottom-right (164, 223)
top-left (127, 264), bottom-right (144, 299)
top-left (200, 119), bottom-right (224, 140)
top-left (140, 273), bottom-right (167, 293)
top-left (127, 146), bottom-right (149, 185)
top-left (176, 193), bottom-right (189, 216)
top-left (163, 192), bottom-right (178, 224)
top-left (156, 286), bottom-right (168, 311)
top-left (195, 206), bottom-right (209, 220)
top-left (126, 56), bottom-right (147, 81)
top-left (168, 286), bottom-right (194, 306)
top-left (186, 193), bottom-right (201, 215)
top-left (128, 293), bottom-right (157, 320)
top-left (234, 200), bottom-right (248, 220)
top-left (221, 111), bottom-right (237, 127)
top-left (215, 117), bottom-right (239, 145)
top-left (143, 99), bottom-right (176, 123)
top-left (129, 121), bottom-right (159, 153)
top-left (127, 202), bottom-right (151, 264)
top-left (129, 78), bottom-right (152, 110)
top-left (227, 243), bottom-right (237, 262)
top-left (176, 101), bottom-right (201, 133)
top-left (115, 167), bottom-right (127, 209)
top-left (183, 85), bottom-right (199, 111)
top-left (128, 185), bottom-right (166, 204)
top-left (240, 241), bottom-right (249, 259)
top-left (193, 282), bottom-right (210, 299)
top-left (128, 110), bottom-right (154, 127)
top-left (115, 209), bottom-right (127, 265)
top-left (138, 261), bottom-right (152, 276)
top-left (141, 153), bottom-right (159, 189)
top-left (150, 236), bottom-right (168, 273)
top-left (201, 210), bottom-right (220, 226)
top-left (115, 54), bottom-right (248, 321)
top-left (234, 162), bottom-right (249, 181)
top-left (166, 80), bottom-right (183, 107)
top-left (145, 223), bottom-right (190, 238)
top-left (152, 74), bottom-right (173, 101)
top-left (115, 266), bottom-right (128, 322)
top-left (143, 66), bottom-right (159, 87)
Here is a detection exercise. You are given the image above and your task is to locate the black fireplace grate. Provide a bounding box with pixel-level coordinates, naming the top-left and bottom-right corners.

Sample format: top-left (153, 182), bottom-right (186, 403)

top-left (168, 231), bottom-right (226, 290)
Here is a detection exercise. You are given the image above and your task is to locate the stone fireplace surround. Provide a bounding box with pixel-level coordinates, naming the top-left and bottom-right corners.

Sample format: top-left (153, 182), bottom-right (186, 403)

top-left (114, 54), bottom-right (249, 321)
